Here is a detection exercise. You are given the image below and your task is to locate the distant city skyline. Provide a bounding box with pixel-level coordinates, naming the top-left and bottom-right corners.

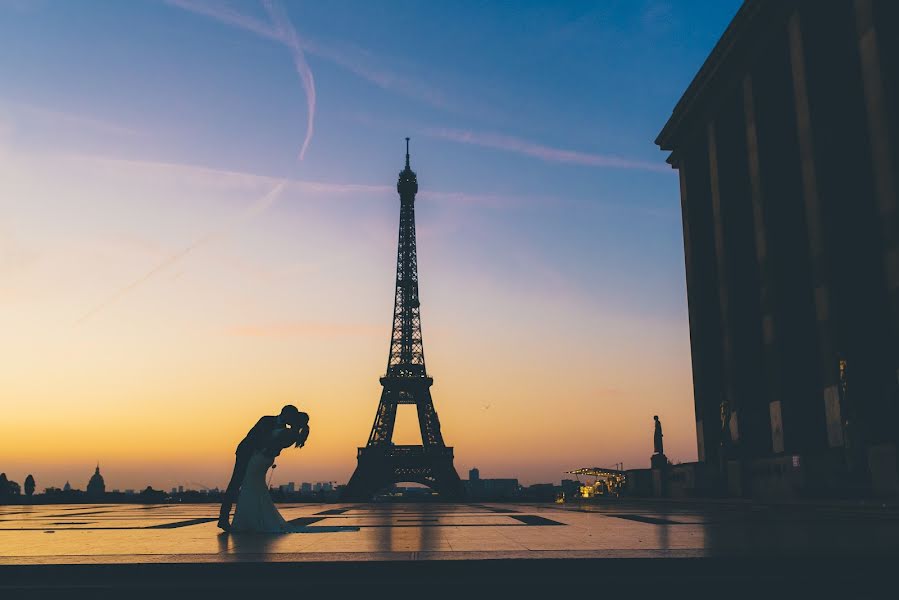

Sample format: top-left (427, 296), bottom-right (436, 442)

top-left (8, 463), bottom-right (568, 496)
top-left (2, 461), bottom-right (638, 496)
top-left (0, 1), bottom-right (742, 489)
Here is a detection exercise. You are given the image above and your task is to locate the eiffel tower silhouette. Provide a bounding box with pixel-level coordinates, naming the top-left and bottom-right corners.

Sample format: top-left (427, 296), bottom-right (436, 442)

top-left (342, 139), bottom-right (464, 501)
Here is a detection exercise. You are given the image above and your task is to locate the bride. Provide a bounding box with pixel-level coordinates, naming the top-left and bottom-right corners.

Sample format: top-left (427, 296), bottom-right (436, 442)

top-left (230, 426), bottom-right (307, 533)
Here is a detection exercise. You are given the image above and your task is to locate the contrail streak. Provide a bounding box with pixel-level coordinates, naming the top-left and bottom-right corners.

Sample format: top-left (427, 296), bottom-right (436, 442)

top-left (165, 0), bottom-right (279, 41)
top-left (165, 0), bottom-right (452, 113)
top-left (165, 0), bottom-right (316, 160)
top-left (76, 181), bottom-right (287, 324)
top-left (425, 127), bottom-right (672, 173)
top-left (262, 0), bottom-right (315, 160)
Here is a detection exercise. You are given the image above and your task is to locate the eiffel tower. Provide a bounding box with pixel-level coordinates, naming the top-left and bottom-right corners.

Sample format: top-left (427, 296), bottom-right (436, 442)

top-left (342, 139), bottom-right (464, 501)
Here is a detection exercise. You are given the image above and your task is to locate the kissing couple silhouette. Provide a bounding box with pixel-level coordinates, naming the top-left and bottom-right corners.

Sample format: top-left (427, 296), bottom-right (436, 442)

top-left (217, 405), bottom-right (310, 533)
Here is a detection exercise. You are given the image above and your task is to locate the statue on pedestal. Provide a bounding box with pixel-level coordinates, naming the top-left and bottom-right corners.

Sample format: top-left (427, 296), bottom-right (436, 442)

top-left (653, 415), bottom-right (664, 455)
top-left (651, 415), bottom-right (668, 470)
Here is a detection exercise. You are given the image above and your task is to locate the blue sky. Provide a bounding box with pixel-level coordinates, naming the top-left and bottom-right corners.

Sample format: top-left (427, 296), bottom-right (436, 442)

top-left (0, 0), bottom-right (741, 488)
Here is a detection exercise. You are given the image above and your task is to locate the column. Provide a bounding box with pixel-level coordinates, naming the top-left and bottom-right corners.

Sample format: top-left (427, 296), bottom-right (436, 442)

top-left (854, 0), bottom-right (899, 492)
top-left (677, 158), bottom-right (712, 464)
top-left (742, 73), bottom-right (785, 453)
top-left (707, 121), bottom-right (741, 449)
top-left (787, 10), bottom-right (842, 448)
top-left (855, 0), bottom-right (899, 389)
top-left (676, 142), bottom-right (727, 469)
top-left (677, 160), bottom-right (703, 461)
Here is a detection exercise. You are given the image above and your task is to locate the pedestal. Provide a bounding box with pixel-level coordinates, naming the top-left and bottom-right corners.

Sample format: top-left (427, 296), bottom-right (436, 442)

top-left (650, 453), bottom-right (669, 470)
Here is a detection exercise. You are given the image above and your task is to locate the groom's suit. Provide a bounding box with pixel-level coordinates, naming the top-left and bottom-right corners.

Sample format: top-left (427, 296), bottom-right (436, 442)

top-left (219, 415), bottom-right (285, 522)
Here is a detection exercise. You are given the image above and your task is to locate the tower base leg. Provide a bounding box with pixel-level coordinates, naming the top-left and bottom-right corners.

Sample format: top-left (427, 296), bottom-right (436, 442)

top-left (342, 446), bottom-right (465, 501)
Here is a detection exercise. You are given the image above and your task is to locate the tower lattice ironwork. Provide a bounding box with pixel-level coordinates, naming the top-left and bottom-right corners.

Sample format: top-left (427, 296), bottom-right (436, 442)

top-left (342, 139), bottom-right (464, 501)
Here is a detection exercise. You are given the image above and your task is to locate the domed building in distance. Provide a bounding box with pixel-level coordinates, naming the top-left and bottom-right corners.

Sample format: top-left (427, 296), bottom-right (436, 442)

top-left (86, 464), bottom-right (106, 497)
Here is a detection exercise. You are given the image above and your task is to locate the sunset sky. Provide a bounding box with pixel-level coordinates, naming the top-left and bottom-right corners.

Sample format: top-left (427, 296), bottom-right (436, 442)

top-left (0, 0), bottom-right (741, 491)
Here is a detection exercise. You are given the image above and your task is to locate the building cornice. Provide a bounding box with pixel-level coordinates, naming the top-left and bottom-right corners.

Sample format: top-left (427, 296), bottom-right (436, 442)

top-left (655, 0), bottom-right (794, 154)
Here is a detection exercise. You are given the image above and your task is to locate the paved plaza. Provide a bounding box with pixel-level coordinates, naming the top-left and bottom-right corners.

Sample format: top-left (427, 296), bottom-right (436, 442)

top-left (2, 500), bottom-right (899, 562)
top-left (2, 500), bottom-right (898, 596)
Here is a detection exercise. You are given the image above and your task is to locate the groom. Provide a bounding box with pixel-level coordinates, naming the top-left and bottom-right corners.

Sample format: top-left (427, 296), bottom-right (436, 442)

top-left (218, 404), bottom-right (310, 532)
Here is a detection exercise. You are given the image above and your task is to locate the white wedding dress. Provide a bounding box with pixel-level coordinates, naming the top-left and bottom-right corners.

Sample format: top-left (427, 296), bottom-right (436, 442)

top-left (230, 451), bottom-right (288, 533)
top-left (227, 433), bottom-right (359, 535)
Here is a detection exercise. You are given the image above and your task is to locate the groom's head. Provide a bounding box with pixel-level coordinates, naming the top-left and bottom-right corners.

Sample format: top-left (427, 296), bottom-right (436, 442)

top-left (279, 404), bottom-right (308, 428)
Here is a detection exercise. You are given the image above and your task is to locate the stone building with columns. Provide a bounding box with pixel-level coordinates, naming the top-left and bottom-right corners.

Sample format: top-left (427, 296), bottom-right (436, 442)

top-left (657, 0), bottom-right (898, 498)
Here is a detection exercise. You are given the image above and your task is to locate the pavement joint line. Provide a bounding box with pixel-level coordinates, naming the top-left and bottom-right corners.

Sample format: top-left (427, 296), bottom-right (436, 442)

top-left (285, 517), bottom-right (326, 527)
top-left (145, 518), bottom-right (219, 529)
top-left (509, 515), bottom-right (566, 526)
top-left (608, 514), bottom-right (685, 525)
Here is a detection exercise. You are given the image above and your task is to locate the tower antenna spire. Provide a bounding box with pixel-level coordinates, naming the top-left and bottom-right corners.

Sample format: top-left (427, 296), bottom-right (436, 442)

top-left (405, 137), bottom-right (410, 168)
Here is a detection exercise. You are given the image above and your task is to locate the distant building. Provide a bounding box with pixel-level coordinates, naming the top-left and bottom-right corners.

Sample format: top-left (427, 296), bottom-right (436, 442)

top-left (171, 487), bottom-right (178, 495)
top-left (464, 473), bottom-right (520, 501)
top-left (523, 483), bottom-right (555, 502)
top-left (63, 481), bottom-right (71, 492)
top-left (86, 465), bottom-right (106, 496)
top-left (483, 479), bottom-right (520, 500)
top-left (301, 482), bottom-right (312, 494)
top-left (559, 479), bottom-right (581, 500)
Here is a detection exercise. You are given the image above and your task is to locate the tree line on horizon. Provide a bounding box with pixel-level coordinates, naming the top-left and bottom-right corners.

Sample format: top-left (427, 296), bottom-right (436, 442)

top-left (0, 472), bottom-right (35, 502)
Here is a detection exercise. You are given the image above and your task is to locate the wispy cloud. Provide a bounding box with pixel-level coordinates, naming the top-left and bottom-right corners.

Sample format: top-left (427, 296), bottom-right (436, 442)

top-left (347, 110), bottom-right (670, 178)
top-left (302, 38), bottom-right (453, 111)
top-left (164, 0), bottom-right (279, 41)
top-left (418, 189), bottom-right (535, 208)
top-left (262, 0), bottom-right (315, 160)
top-left (2, 101), bottom-right (144, 138)
top-left (165, 0), bottom-right (453, 112)
top-left (63, 152), bottom-right (673, 217)
top-left (424, 127), bottom-right (672, 173)
top-left (165, 0), bottom-right (315, 159)
top-left (62, 153), bottom-right (394, 197)
top-left (63, 153), bottom-right (560, 206)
